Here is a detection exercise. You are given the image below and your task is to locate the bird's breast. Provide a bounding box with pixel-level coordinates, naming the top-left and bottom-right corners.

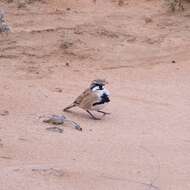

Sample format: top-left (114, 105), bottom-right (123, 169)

top-left (91, 88), bottom-right (110, 111)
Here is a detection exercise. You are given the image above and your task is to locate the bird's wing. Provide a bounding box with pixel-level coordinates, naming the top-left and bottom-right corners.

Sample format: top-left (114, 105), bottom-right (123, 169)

top-left (74, 88), bottom-right (100, 110)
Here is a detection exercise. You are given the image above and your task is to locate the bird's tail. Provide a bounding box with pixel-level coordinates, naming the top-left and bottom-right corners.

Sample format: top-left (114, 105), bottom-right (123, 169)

top-left (63, 102), bottom-right (77, 111)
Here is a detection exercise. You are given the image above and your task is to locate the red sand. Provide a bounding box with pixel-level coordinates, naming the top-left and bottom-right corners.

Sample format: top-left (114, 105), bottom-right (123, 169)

top-left (0, 0), bottom-right (190, 189)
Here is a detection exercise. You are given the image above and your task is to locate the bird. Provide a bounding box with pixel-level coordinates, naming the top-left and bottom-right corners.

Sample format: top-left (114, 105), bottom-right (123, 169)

top-left (63, 79), bottom-right (110, 120)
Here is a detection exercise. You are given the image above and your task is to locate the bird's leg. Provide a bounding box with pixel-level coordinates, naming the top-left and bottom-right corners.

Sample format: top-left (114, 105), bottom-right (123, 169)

top-left (86, 110), bottom-right (101, 120)
top-left (97, 110), bottom-right (111, 115)
top-left (63, 104), bottom-right (76, 112)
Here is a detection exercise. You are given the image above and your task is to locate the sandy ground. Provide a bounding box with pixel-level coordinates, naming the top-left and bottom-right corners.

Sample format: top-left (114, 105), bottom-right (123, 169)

top-left (0, 0), bottom-right (190, 189)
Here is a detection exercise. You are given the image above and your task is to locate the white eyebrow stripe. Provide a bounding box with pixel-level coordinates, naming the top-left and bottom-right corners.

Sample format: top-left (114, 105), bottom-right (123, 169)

top-left (91, 86), bottom-right (100, 91)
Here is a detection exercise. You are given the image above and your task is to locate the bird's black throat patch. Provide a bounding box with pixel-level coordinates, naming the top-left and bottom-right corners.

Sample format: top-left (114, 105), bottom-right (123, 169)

top-left (93, 93), bottom-right (110, 106)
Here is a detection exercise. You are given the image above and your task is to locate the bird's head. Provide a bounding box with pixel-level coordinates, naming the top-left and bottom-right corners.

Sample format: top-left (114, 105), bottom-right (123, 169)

top-left (90, 79), bottom-right (108, 89)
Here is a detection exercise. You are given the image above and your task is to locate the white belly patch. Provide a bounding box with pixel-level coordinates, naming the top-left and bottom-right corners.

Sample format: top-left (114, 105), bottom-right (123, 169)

top-left (91, 103), bottom-right (107, 111)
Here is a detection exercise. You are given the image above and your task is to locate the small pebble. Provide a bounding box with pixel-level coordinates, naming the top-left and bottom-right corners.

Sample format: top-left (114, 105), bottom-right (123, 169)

top-left (118, 0), bottom-right (124, 6)
top-left (65, 62), bottom-right (70, 66)
top-left (75, 125), bottom-right (82, 131)
top-left (0, 110), bottom-right (9, 116)
top-left (144, 17), bottom-right (152, 24)
top-left (54, 87), bottom-right (63, 93)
